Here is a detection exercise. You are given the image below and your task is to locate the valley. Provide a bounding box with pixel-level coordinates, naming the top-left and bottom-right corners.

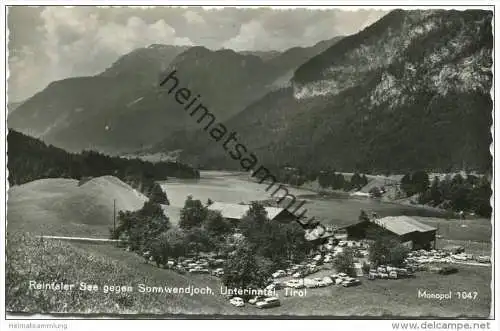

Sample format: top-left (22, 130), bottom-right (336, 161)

top-left (5, 7), bottom-right (494, 320)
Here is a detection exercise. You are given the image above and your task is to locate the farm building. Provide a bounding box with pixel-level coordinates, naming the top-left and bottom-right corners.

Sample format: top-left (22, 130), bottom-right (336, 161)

top-left (207, 201), bottom-right (297, 225)
top-left (342, 216), bottom-right (437, 250)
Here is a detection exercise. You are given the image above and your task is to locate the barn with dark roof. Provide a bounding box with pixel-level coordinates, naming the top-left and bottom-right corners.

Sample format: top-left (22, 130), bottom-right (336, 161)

top-left (207, 201), bottom-right (297, 225)
top-left (342, 216), bottom-right (437, 250)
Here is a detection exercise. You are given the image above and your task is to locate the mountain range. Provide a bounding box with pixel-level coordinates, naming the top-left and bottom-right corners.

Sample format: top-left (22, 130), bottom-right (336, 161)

top-left (154, 9), bottom-right (493, 173)
top-left (8, 38), bottom-right (341, 154)
top-left (8, 9), bottom-right (493, 173)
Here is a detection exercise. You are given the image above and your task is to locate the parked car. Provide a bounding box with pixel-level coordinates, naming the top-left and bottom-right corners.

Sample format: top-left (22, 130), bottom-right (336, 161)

top-left (272, 270), bottom-right (287, 278)
top-left (211, 268), bottom-right (224, 277)
top-left (305, 282), bottom-right (320, 289)
top-left (451, 254), bottom-right (468, 261)
top-left (293, 271), bottom-right (307, 278)
top-left (429, 265), bottom-right (443, 273)
top-left (378, 272), bottom-right (389, 279)
top-left (444, 245), bottom-right (465, 254)
top-left (313, 254), bottom-right (322, 261)
top-left (256, 297), bottom-right (281, 309)
top-left (265, 282), bottom-right (281, 291)
top-left (249, 296), bottom-right (267, 305)
top-left (286, 280), bottom-right (305, 289)
top-left (229, 297), bottom-right (245, 307)
top-left (342, 278), bottom-right (361, 287)
top-left (320, 277), bottom-right (334, 286)
top-left (334, 277), bottom-right (344, 285)
top-left (212, 259), bottom-right (225, 266)
top-left (189, 267), bottom-right (210, 274)
top-left (476, 256), bottom-right (491, 263)
top-left (389, 271), bottom-right (398, 279)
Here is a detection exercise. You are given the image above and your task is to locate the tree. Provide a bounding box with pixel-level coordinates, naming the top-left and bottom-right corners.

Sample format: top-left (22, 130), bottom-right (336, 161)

top-left (318, 172), bottom-right (330, 188)
top-left (331, 173), bottom-right (346, 190)
top-left (350, 173), bottom-right (363, 190)
top-left (361, 174), bottom-right (369, 187)
top-left (113, 200), bottom-right (170, 252)
top-left (116, 211), bottom-right (145, 251)
top-left (149, 183), bottom-right (169, 205)
top-left (333, 248), bottom-right (356, 277)
top-left (185, 227), bottom-right (214, 256)
top-left (467, 176), bottom-right (491, 217)
top-left (369, 186), bottom-right (383, 198)
top-left (179, 195), bottom-right (208, 229)
top-left (387, 244), bottom-right (410, 267)
top-left (222, 242), bottom-right (273, 292)
top-left (359, 210), bottom-right (370, 222)
top-left (203, 210), bottom-right (232, 236)
top-left (239, 202), bottom-right (269, 240)
top-left (151, 228), bottom-right (187, 264)
top-left (429, 176), bottom-right (443, 206)
top-left (412, 171), bottom-right (430, 195)
top-left (281, 221), bottom-right (313, 263)
top-left (238, 202), bottom-right (310, 267)
top-left (368, 231), bottom-right (410, 267)
top-left (401, 173), bottom-right (413, 197)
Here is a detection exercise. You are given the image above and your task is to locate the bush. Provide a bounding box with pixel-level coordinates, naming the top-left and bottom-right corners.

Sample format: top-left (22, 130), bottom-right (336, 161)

top-left (333, 248), bottom-right (356, 277)
top-left (368, 232), bottom-right (410, 267)
top-left (179, 196), bottom-right (207, 229)
top-left (149, 183), bottom-right (169, 205)
top-left (362, 262), bottom-right (371, 274)
top-left (222, 242), bottom-right (273, 291)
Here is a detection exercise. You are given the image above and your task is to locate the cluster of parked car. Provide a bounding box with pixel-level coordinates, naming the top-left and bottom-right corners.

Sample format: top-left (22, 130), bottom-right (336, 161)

top-left (405, 250), bottom-right (455, 264)
top-left (283, 273), bottom-right (361, 289)
top-left (405, 249), bottom-right (491, 265)
top-left (159, 256), bottom-right (227, 275)
top-left (367, 265), bottom-right (415, 280)
top-left (271, 261), bottom-right (322, 280)
top-left (229, 296), bottom-right (281, 309)
top-left (318, 240), bottom-right (370, 258)
top-left (337, 240), bottom-right (370, 249)
top-left (332, 273), bottom-right (362, 287)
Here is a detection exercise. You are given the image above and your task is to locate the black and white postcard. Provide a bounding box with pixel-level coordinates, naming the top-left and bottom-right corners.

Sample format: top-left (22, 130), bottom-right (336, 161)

top-left (1, 2), bottom-right (497, 330)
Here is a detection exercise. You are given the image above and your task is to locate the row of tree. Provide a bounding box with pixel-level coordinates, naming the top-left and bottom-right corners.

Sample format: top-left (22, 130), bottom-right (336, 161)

top-left (400, 171), bottom-right (492, 217)
top-left (318, 171), bottom-right (369, 191)
top-left (268, 166), bottom-right (371, 192)
top-left (112, 195), bottom-right (234, 261)
top-left (332, 227), bottom-right (411, 277)
top-left (8, 130), bottom-right (199, 199)
top-left (222, 202), bottom-right (313, 290)
top-left (112, 194), bottom-right (314, 292)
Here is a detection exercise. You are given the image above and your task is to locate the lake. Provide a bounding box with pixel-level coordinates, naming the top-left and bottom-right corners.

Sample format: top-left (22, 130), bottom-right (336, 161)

top-left (160, 171), bottom-right (447, 227)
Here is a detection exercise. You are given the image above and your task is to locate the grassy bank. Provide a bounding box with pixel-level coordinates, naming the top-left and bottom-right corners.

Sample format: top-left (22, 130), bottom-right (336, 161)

top-left (6, 233), bottom-right (236, 315)
top-left (6, 232), bottom-right (492, 317)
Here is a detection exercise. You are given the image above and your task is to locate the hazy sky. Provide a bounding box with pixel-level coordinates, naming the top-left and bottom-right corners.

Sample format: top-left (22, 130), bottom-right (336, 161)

top-left (8, 6), bottom-right (388, 102)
